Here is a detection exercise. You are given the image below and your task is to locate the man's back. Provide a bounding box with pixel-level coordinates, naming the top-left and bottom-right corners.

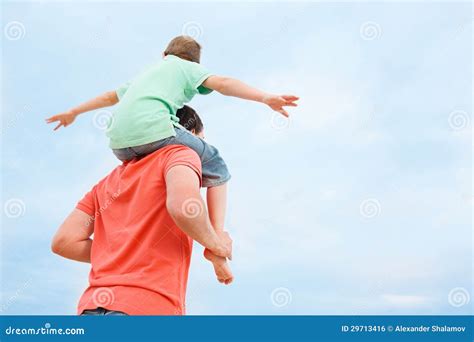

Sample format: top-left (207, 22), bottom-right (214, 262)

top-left (76, 145), bottom-right (202, 315)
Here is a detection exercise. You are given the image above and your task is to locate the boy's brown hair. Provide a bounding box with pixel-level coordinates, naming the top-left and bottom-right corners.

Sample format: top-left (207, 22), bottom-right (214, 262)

top-left (164, 36), bottom-right (201, 63)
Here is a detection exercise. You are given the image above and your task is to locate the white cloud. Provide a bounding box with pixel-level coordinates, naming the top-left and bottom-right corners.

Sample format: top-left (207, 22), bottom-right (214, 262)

top-left (380, 294), bottom-right (432, 308)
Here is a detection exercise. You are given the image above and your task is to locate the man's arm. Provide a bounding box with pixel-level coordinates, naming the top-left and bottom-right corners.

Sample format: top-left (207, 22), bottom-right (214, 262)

top-left (202, 76), bottom-right (299, 117)
top-left (51, 209), bottom-right (94, 263)
top-left (45, 91), bottom-right (119, 131)
top-left (165, 165), bottom-right (232, 258)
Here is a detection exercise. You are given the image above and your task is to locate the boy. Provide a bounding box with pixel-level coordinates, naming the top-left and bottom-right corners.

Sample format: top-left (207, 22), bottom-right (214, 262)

top-left (46, 36), bottom-right (298, 284)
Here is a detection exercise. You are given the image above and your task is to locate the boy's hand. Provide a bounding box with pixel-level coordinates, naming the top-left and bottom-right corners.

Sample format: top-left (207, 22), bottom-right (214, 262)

top-left (263, 94), bottom-right (299, 117)
top-left (45, 111), bottom-right (77, 130)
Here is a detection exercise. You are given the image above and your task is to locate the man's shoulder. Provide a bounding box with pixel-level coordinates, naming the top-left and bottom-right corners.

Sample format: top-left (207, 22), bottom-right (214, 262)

top-left (150, 145), bottom-right (202, 181)
top-left (100, 145), bottom-right (201, 183)
top-left (117, 145), bottom-right (201, 172)
top-left (88, 145), bottom-right (201, 205)
top-left (148, 145), bottom-right (201, 165)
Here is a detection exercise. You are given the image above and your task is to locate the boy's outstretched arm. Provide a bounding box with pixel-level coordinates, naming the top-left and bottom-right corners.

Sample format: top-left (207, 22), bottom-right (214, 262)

top-left (46, 91), bottom-right (119, 130)
top-left (202, 76), bottom-right (299, 117)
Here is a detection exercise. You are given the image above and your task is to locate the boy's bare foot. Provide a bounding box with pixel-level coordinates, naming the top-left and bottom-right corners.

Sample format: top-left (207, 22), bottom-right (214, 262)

top-left (203, 248), bottom-right (234, 285)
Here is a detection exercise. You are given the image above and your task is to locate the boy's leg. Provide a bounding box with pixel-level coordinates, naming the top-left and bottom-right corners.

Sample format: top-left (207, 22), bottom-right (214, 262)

top-left (204, 183), bottom-right (233, 284)
top-left (206, 183), bottom-right (227, 232)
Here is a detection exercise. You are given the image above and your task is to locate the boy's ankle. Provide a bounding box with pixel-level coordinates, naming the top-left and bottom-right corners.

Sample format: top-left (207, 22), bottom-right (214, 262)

top-left (211, 257), bottom-right (227, 266)
top-left (204, 248), bottom-right (227, 265)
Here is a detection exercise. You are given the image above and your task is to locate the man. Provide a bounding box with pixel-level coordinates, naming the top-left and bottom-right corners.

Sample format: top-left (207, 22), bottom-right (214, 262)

top-left (51, 145), bottom-right (232, 315)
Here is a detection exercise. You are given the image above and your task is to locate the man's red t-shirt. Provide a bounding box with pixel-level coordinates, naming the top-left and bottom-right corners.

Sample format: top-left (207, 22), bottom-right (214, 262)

top-left (75, 145), bottom-right (202, 315)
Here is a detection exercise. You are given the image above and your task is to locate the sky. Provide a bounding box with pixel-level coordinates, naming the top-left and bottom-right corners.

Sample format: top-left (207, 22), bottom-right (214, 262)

top-left (1, 0), bottom-right (472, 315)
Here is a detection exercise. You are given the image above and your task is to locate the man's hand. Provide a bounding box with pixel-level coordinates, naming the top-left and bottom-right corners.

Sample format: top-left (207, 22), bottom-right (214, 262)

top-left (218, 230), bottom-right (233, 260)
top-left (210, 230), bottom-right (233, 259)
top-left (263, 94), bottom-right (299, 117)
top-left (46, 111), bottom-right (77, 130)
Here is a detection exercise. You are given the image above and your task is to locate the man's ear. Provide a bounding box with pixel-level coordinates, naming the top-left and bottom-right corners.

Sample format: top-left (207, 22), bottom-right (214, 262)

top-left (191, 128), bottom-right (196, 135)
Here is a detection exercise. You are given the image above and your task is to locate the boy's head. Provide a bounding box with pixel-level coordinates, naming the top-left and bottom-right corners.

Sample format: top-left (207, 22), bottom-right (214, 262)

top-left (164, 36), bottom-right (201, 63)
top-left (176, 105), bottom-right (204, 138)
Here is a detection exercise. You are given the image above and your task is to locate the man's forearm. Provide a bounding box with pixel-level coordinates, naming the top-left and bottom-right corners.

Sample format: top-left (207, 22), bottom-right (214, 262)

top-left (165, 165), bottom-right (232, 258)
top-left (51, 209), bottom-right (94, 263)
top-left (69, 91), bottom-right (118, 116)
top-left (52, 238), bottom-right (92, 263)
top-left (167, 197), bottom-right (227, 256)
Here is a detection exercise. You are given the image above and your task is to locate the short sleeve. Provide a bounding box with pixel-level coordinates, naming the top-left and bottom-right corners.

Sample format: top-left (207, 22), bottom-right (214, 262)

top-left (116, 81), bottom-right (131, 99)
top-left (76, 186), bottom-right (97, 217)
top-left (197, 84), bottom-right (213, 95)
top-left (183, 62), bottom-right (213, 95)
top-left (163, 146), bottom-right (202, 187)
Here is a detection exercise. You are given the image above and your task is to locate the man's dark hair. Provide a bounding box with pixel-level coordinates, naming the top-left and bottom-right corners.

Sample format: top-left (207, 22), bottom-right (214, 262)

top-left (164, 36), bottom-right (201, 63)
top-left (176, 105), bottom-right (204, 135)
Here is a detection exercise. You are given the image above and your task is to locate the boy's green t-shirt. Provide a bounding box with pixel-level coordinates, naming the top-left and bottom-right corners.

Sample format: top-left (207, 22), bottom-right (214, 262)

top-left (106, 55), bottom-right (213, 149)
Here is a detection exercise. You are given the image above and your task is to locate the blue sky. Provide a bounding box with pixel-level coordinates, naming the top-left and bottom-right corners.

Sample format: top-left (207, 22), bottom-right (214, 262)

top-left (1, 1), bottom-right (472, 315)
